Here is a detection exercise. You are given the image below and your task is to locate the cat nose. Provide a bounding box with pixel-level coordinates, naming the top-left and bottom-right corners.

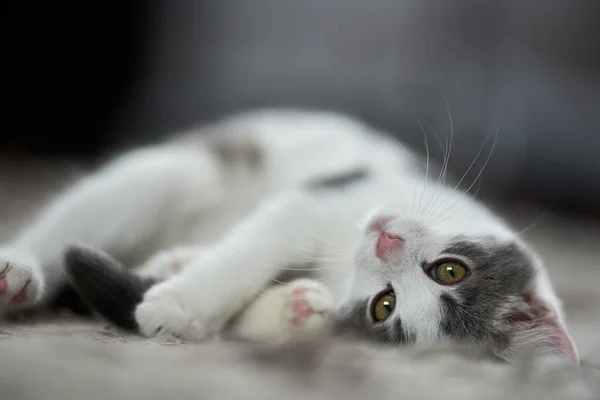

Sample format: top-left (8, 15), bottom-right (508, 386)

top-left (376, 230), bottom-right (405, 259)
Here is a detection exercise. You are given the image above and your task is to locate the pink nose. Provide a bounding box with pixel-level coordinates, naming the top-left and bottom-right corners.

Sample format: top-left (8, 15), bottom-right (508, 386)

top-left (376, 231), bottom-right (404, 258)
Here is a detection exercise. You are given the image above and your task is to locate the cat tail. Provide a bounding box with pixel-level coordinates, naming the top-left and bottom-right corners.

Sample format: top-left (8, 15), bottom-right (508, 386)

top-left (63, 245), bottom-right (157, 332)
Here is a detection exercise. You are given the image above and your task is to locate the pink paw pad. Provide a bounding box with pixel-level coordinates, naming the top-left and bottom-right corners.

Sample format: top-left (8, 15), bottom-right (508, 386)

top-left (0, 276), bottom-right (29, 304)
top-left (284, 282), bottom-right (333, 331)
top-left (291, 298), bottom-right (313, 327)
top-left (11, 285), bottom-right (28, 304)
top-left (11, 278), bottom-right (30, 304)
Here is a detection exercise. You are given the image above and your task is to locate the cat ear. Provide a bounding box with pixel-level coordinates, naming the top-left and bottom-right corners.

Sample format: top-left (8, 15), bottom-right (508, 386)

top-left (498, 292), bottom-right (579, 363)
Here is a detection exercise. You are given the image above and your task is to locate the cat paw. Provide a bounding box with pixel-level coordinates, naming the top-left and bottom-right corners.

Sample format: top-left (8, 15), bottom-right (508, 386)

top-left (134, 278), bottom-right (209, 341)
top-left (282, 279), bottom-right (334, 333)
top-left (228, 279), bottom-right (334, 342)
top-left (0, 249), bottom-right (44, 312)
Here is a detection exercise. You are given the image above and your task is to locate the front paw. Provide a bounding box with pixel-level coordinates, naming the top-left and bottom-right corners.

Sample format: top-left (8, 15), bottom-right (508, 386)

top-left (228, 279), bottom-right (334, 343)
top-left (0, 248), bottom-right (45, 313)
top-left (282, 279), bottom-right (334, 334)
top-left (134, 279), bottom-right (209, 341)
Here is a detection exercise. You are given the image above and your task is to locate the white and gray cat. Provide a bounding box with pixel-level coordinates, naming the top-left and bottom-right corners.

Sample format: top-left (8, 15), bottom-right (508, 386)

top-left (0, 109), bottom-right (578, 363)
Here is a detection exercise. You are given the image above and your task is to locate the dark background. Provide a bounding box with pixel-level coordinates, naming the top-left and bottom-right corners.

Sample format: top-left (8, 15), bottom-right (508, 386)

top-left (4, 1), bottom-right (600, 211)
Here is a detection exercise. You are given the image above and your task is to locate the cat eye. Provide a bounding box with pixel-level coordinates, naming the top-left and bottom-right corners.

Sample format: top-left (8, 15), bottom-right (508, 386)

top-left (371, 289), bottom-right (396, 322)
top-left (429, 260), bottom-right (468, 285)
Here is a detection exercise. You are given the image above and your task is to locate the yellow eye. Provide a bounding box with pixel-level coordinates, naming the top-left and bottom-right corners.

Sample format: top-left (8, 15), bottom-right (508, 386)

top-left (430, 261), bottom-right (468, 284)
top-left (371, 290), bottom-right (396, 322)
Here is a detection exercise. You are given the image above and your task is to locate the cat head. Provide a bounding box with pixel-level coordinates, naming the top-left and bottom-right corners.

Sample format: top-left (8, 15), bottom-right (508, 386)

top-left (336, 204), bottom-right (578, 364)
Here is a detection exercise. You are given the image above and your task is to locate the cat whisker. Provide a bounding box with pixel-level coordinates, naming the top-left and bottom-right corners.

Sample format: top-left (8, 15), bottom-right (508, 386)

top-left (284, 255), bottom-right (353, 264)
top-left (452, 135), bottom-right (490, 194)
top-left (420, 127), bottom-right (447, 220)
top-left (470, 172), bottom-right (485, 201)
top-left (318, 269), bottom-right (352, 290)
top-left (413, 99), bottom-right (456, 223)
top-left (425, 128), bottom-right (499, 226)
top-left (389, 139), bottom-right (421, 219)
top-left (264, 210), bottom-right (354, 256)
top-left (222, 247), bottom-right (334, 272)
top-left (269, 226), bottom-right (350, 260)
top-left (380, 324), bottom-right (400, 349)
top-left (415, 118), bottom-right (432, 217)
top-left (517, 201), bottom-right (558, 236)
top-left (460, 127), bottom-right (499, 197)
top-left (419, 112), bottom-right (454, 223)
top-left (422, 96), bottom-right (455, 220)
top-left (297, 215), bottom-right (355, 254)
top-left (441, 95), bottom-right (454, 187)
top-left (242, 283), bottom-right (268, 297)
top-left (392, 138), bottom-right (417, 169)
top-left (269, 277), bottom-right (289, 285)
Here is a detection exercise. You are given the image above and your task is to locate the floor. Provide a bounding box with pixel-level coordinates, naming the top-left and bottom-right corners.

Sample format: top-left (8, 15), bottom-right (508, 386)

top-left (0, 156), bottom-right (599, 399)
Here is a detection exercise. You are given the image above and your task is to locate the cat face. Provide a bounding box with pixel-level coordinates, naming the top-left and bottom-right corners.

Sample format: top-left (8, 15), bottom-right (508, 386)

top-left (336, 208), bottom-right (579, 363)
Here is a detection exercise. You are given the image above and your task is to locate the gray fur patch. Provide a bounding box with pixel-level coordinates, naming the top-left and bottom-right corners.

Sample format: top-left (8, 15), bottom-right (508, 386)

top-left (307, 168), bottom-right (369, 190)
top-left (438, 240), bottom-right (534, 342)
top-left (210, 137), bottom-right (264, 170)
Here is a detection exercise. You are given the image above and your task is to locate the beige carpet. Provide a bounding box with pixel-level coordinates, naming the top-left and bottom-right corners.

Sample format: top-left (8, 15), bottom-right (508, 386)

top-left (0, 156), bottom-right (599, 399)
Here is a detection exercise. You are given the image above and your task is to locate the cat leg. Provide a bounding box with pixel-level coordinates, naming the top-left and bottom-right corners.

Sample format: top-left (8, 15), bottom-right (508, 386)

top-left (139, 244), bottom-right (303, 340)
top-left (133, 190), bottom-right (330, 341)
top-left (136, 251), bottom-right (336, 342)
top-left (228, 279), bottom-right (334, 342)
top-left (0, 146), bottom-right (224, 314)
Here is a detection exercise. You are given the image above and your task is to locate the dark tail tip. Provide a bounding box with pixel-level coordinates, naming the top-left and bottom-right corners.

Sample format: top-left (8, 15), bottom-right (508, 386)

top-left (64, 245), bottom-right (157, 332)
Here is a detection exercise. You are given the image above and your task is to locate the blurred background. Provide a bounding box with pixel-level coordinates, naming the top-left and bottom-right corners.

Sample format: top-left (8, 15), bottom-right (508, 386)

top-left (3, 0), bottom-right (600, 213)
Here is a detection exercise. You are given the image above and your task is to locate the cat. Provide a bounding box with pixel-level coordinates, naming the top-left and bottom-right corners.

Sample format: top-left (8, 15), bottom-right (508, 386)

top-left (0, 109), bottom-right (578, 363)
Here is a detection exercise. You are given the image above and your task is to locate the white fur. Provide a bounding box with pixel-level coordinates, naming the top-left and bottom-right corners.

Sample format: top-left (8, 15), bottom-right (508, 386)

top-left (0, 109), bottom-right (576, 360)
